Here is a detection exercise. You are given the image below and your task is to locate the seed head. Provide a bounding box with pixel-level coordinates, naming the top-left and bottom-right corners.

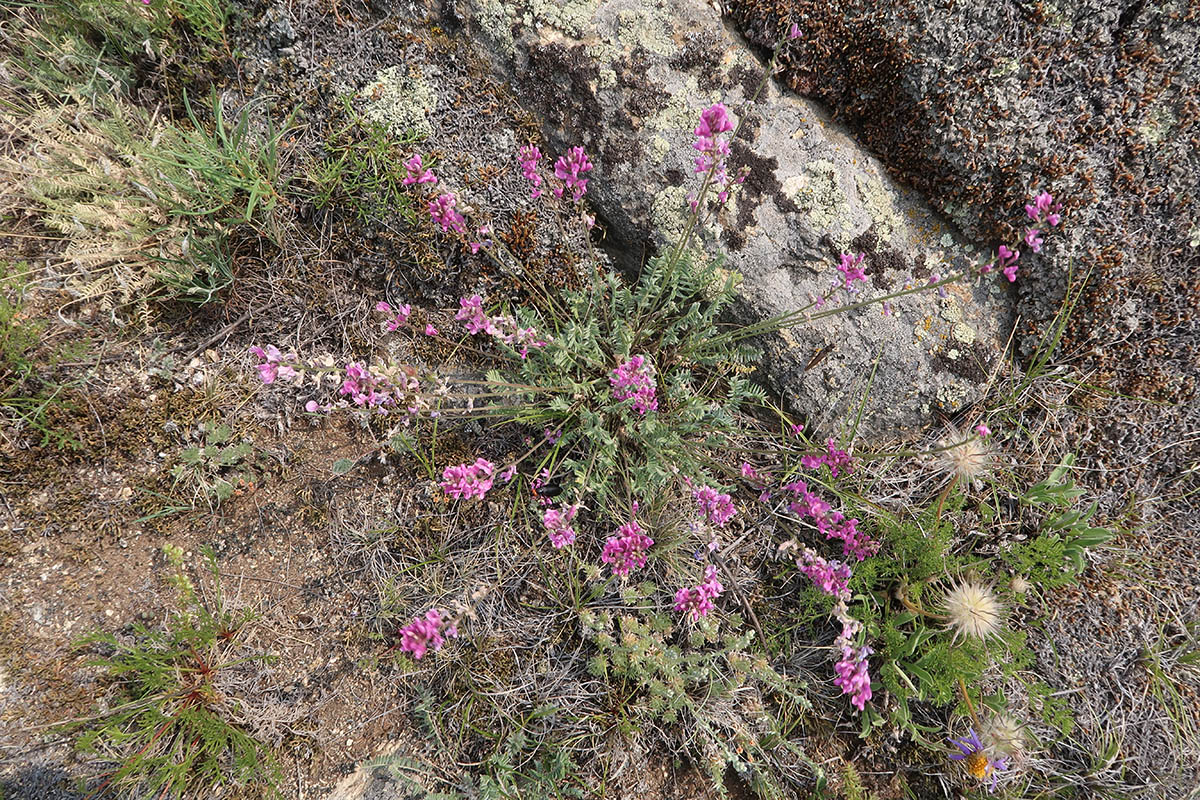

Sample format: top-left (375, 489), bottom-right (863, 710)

top-left (982, 714), bottom-right (1026, 757)
top-left (935, 427), bottom-right (993, 483)
top-left (943, 578), bottom-right (1004, 641)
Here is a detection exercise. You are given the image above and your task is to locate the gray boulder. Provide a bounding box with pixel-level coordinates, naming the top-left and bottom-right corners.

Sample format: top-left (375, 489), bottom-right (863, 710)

top-left (458, 0), bottom-right (1015, 438)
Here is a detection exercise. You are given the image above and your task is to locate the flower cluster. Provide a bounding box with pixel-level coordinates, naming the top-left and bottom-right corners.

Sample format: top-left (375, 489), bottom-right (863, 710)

top-left (398, 608), bottom-right (458, 660)
top-left (836, 252), bottom-right (867, 290)
top-left (834, 637), bottom-right (873, 712)
top-left (553, 146), bottom-right (593, 202)
top-left (455, 295), bottom-right (548, 358)
top-left (429, 193), bottom-right (467, 234)
top-left (674, 564), bottom-right (724, 621)
top-left (609, 355), bottom-right (658, 414)
top-left (795, 547), bottom-right (872, 711)
top-left (692, 484), bottom-right (736, 527)
top-left (440, 458), bottom-right (496, 500)
top-left (976, 191), bottom-right (1063, 282)
top-left (689, 103), bottom-right (746, 207)
top-left (601, 518), bottom-right (654, 577)
top-left (340, 362), bottom-right (404, 410)
top-left (375, 300), bottom-right (412, 332)
top-left (543, 505), bottom-right (579, 549)
top-left (949, 729), bottom-right (1010, 792)
top-left (518, 145), bottom-right (544, 198)
top-left (250, 345), bottom-right (297, 384)
top-left (800, 438), bottom-right (854, 478)
top-left (784, 480), bottom-right (876, 561)
top-left (796, 547), bottom-right (851, 598)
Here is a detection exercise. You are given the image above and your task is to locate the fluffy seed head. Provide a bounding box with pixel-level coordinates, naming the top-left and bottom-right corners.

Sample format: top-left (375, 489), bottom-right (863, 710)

top-left (935, 427), bottom-right (993, 483)
top-left (982, 714), bottom-right (1026, 757)
top-left (943, 578), bottom-right (1004, 641)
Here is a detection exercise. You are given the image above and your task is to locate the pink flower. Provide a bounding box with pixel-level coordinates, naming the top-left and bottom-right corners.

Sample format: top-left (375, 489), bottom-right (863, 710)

top-left (455, 294), bottom-right (495, 335)
top-left (674, 565), bottom-right (724, 621)
top-left (543, 505), bottom-right (579, 549)
top-left (692, 485), bottom-right (736, 527)
top-left (610, 355), bottom-right (658, 414)
top-left (694, 104), bottom-right (733, 138)
top-left (836, 252), bottom-right (867, 289)
top-left (1023, 227), bottom-right (1044, 253)
top-left (601, 519), bottom-right (654, 577)
top-left (376, 301), bottom-right (412, 331)
top-left (783, 481), bottom-right (876, 561)
top-left (834, 643), bottom-right (873, 711)
top-left (518, 145), bottom-right (544, 199)
top-left (398, 608), bottom-right (458, 660)
top-left (740, 462), bottom-right (759, 479)
top-left (975, 423), bottom-right (991, 438)
top-left (440, 458), bottom-right (496, 500)
top-left (553, 147), bottom-right (593, 201)
top-left (788, 23), bottom-right (802, 39)
top-left (429, 193), bottom-right (466, 234)
top-left (250, 345), bottom-right (298, 385)
top-left (796, 547), bottom-right (852, 600)
top-left (800, 438), bottom-right (854, 478)
top-left (424, 324), bottom-right (438, 336)
top-left (402, 154), bottom-right (437, 186)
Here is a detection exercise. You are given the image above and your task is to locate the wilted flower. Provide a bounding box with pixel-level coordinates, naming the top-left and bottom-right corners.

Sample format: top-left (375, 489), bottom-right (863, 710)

top-left (935, 427), bottom-right (993, 483)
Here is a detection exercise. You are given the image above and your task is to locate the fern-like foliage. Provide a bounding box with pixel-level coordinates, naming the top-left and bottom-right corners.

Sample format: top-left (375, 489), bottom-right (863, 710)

top-left (62, 546), bottom-right (279, 799)
top-left (492, 249), bottom-right (763, 510)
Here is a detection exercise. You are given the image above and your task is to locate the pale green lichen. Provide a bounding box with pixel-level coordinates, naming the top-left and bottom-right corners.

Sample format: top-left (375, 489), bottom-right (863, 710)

top-left (474, 0), bottom-right (516, 57)
top-left (361, 66), bottom-right (437, 140)
top-left (783, 161), bottom-right (850, 237)
top-left (648, 134), bottom-right (670, 162)
top-left (615, 7), bottom-right (675, 57)
top-left (528, 0), bottom-right (598, 38)
top-left (651, 185), bottom-right (693, 243)
top-left (854, 171), bottom-right (903, 243)
top-left (586, 38), bottom-right (622, 89)
top-left (952, 322), bottom-right (977, 345)
top-left (1139, 104), bottom-right (1176, 145)
top-left (648, 75), bottom-right (716, 140)
top-left (936, 379), bottom-right (970, 410)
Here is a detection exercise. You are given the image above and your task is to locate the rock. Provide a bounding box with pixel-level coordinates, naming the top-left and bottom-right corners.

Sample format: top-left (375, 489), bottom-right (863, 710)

top-left (725, 0), bottom-right (1199, 465)
top-left (457, 0), bottom-right (1013, 437)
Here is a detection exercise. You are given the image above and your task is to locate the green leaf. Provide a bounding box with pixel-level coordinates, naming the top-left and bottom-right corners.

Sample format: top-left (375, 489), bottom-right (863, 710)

top-left (332, 458), bottom-right (355, 475)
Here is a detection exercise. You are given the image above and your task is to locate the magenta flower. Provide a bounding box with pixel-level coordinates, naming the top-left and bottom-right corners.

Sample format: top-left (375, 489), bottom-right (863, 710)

top-left (518, 145), bottom-right (544, 199)
top-left (694, 104), bottom-right (733, 138)
top-left (796, 547), bottom-right (852, 600)
top-left (376, 300), bottom-right (412, 331)
top-left (250, 345), bottom-right (297, 384)
top-left (552, 146), bottom-right (593, 201)
top-left (833, 643), bottom-right (873, 711)
top-left (440, 458), bottom-right (496, 500)
top-left (1025, 190), bottom-right (1062, 226)
top-left (836, 252), bottom-right (867, 289)
top-left (402, 154), bottom-right (437, 186)
top-left (784, 481), bottom-right (876, 561)
top-left (1023, 227), bottom-right (1044, 253)
top-left (424, 323), bottom-right (438, 336)
top-left (429, 193), bottom-right (466, 234)
top-left (398, 608), bottom-right (458, 660)
top-left (975, 423), bottom-right (991, 438)
top-left (692, 485), bottom-right (737, 527)
top-left (800, 438), bottom-right (854, 478)
top-left (543, 505), bottom-right (579, 549)
top-left (601, 519), bottom-right (654, 577)
top-left (788, 23), bottom-right (802, 39)
top-left (674, 565), bottom-right (724, 621)
top-left (610, 355), bottom-right (658, 414)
